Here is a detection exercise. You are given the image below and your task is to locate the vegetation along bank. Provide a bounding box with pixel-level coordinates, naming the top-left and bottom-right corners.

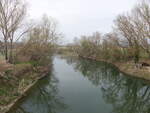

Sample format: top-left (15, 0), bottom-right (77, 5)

top-left (62, 0), bottom-right (150, 81)
top-left (0, 0), bottom-right (60, 112)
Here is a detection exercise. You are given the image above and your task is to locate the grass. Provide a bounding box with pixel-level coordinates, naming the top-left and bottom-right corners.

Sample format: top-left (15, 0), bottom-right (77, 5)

top-left (0, 56), bottom-right (41, 113)
top-left (0, 69), bottom-right (40, 113)
top-left (73, 53), bottom-right (150, 81)
top-left (0, 55), bottom-right (13, 73)
top-left (0, 53), bottom-right (51, 112)
top-left (115, 61), bottom-right (150, 80)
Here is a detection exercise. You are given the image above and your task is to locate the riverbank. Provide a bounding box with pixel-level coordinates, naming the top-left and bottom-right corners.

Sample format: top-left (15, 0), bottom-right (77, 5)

top-left (59, 52), bottom-right (150, 81)
top-left (0, 59), bottom-right (51, 113)
top-left (79, 55), bottom-right (150, 81)
top-left (4, 72), bottom-right (49, 113)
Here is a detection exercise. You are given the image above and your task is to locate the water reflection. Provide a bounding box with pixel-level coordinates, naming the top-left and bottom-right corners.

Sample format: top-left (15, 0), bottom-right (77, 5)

top-left (64, 57), bottom-right (150, 113)
top-left (12, 68), bottom-right (67, 113)
top-left (11, 56), bottom-right (150, 113)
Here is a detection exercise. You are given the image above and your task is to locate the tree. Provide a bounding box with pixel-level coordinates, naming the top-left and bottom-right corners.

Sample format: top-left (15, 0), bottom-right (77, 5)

top-left (132, 0), bottom-right (150, 57)
top-left (15, 15), bottom-right (60, 64)
top-left (0, 0), bottom-right (27, 61)
top-left (115, 0), bottom-right (150, 62)
top-left (115, 14), bottom-right (141, 63)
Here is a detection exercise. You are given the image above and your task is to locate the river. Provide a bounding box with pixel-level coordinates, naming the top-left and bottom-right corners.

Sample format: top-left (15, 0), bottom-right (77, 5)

top-left (10, 56), bottom-right (150, 113)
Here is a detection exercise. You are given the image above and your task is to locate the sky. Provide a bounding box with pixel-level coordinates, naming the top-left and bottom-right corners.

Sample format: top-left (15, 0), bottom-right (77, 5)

top-left (26, 0), bottom-right (138, 43)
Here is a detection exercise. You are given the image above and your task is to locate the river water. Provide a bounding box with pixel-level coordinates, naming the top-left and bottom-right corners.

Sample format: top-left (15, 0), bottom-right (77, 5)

top-left (10, 56), bottom-right (150, 113)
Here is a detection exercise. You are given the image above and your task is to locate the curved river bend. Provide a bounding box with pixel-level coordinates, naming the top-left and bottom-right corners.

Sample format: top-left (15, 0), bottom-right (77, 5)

top-left (10, 56), bottom-right (150, 113)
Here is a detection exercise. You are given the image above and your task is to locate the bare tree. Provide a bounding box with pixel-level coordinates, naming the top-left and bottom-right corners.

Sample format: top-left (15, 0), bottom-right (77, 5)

top-left (132, 0), bottom-right (150, 56)
top-left (114, 0), bottom-right (150, 63)
top-left (17, 15), bottom-right (60, 62)
top-left (115, 13), bottom-right (142, 63)
top-left (0, 0), bottom-right (27, 62)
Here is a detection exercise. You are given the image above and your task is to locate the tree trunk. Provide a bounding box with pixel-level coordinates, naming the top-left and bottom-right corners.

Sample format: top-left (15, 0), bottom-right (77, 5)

top-left (9, 39), bottom-right (13, 63)
top-left (134, 47), bottom-right (140, 64)
top-left (4, 39), bottom-right (8, 61)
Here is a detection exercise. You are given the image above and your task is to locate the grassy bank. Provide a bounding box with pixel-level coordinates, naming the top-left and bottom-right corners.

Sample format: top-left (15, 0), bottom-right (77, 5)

top-left (5, 72), bottom-right (49, 113)
top-left (79, 55), bottom-right (150, 81)
top-left (59, 50), bottom-right (150, 81)
top-left (0, 59), bottom-right (51, 113)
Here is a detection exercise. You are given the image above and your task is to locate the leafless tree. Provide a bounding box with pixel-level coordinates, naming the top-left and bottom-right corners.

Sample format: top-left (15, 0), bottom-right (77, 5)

top-left (114, 0), bottom-right (150, 62)
top-left (16, 15), bottom-right (60, 62)
top-left (132, 0), bottom-right (150, 56)
top-left (0, 0), bottom-right (27, 62)
top-left (115, 12), bottom-right (142, 63)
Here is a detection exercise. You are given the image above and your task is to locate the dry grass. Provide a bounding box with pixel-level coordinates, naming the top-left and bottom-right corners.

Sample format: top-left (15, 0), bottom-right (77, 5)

top-left (12, 63), bottom-right (33, 77)
top-left (0, 59), bottom-right (13, 74)
top-left (116, 61), bottom-right (150, 80)
top-left (79, 55), bottom-right (150, 81)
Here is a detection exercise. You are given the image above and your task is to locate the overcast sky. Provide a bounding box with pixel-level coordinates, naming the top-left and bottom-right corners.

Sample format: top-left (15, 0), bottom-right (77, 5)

top-left (26, 0), bottom-right (138, 43)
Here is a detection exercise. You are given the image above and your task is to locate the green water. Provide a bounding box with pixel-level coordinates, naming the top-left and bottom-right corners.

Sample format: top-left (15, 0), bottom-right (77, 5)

top-left (11, 56), bottom-right (150, 113)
